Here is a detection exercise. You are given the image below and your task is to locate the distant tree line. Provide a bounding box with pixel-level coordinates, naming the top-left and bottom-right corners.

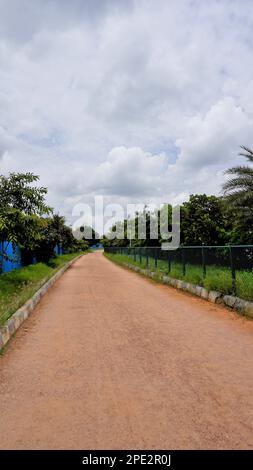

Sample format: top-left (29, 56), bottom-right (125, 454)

top-left (102, 146), bottom-right (253, 247)
top-left (1, 146), bottom-right (252, 267)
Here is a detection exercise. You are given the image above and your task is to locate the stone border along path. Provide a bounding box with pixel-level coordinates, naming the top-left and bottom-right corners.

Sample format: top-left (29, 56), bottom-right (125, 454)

top-left (0, 254), bottom-right (84, 351)
top-left (112, 259), bottom-right (253, 319)
top-left (1, 251), bottom-right (253, 449)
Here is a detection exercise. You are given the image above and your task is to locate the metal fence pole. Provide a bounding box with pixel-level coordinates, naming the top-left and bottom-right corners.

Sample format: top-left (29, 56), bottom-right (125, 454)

top-left (182, 248), bottom-right (186, 276)
top-left (155, 248), bottom-right (158, 268)
top-left (168, 251), bottom-right (171, 273)
top-left (229, 246), bottom-right (236, 294)
top-left (202, 246), bottom-right (206, 279)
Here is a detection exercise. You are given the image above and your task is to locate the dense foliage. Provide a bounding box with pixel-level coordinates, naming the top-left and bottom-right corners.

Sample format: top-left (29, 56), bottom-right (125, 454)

top-left (222, 146), bottom-right (253, 244)
top-left (0, 173), bottom-right (88, 271)
top-left (1, 145), bottom-right (252, 265)
top-left (102, 197), bottom-right (230, 248)
top-left (103, 147), bottom-right (253, 247)
top-left (180, 195), bottom-right (231, 246)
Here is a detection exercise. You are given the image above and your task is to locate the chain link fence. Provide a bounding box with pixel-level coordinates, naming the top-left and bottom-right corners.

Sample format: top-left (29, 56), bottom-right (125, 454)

top-left (104, 245), bottom-right (253, 301)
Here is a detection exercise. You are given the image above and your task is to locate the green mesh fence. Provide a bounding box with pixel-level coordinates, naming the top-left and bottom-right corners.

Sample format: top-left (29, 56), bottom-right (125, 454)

top-left (104, 245), bottom-right (253, 301)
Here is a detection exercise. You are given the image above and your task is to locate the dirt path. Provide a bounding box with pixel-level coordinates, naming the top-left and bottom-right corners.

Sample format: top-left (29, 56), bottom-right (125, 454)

top-left (0, 252), bottom-right (253, 449)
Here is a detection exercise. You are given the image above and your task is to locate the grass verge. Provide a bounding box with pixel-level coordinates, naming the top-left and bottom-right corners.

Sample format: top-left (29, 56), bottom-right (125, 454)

top-left (0, 252), bottom-right (84, 327)
top-left (104, 252), bottom-right (253, 301)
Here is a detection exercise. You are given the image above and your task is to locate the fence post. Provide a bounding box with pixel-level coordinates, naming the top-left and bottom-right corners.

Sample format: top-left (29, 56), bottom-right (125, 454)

top-left (202, 246), bottom-right (206, 279)
top-left (134, 247), bottom-right (136, 262)
top-left (168, 251), bottom-right (171, 273)
top-left (155, 248), bottom-right (158, 268)
top-left (140, 248), bottom-right (142, 264)
top-left (182, 248), bottom-right (186, 276)
top-left (229, 246), bottom-right (236, 294)
top-left (146, 249), bottom-right (149, 268)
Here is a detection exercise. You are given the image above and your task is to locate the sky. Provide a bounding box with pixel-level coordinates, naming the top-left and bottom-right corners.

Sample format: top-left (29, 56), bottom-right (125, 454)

top-left (0, 0), bottom-right (253, 223)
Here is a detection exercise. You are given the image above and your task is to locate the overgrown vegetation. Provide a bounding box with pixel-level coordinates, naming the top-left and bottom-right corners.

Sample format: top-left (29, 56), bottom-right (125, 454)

top-left (0, 252), bottom-right (83, 327)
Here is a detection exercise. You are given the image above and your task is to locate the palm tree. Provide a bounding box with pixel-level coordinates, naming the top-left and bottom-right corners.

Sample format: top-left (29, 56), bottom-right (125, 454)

top-left (223, 146), bottom-right (253, 208)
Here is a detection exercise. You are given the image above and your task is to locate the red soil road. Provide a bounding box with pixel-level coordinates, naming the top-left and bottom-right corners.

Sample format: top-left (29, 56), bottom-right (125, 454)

top-left (0, 252), bottom-right (253, 450)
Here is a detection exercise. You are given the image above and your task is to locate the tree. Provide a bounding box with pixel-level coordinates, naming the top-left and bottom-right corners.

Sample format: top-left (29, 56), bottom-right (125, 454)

top-left (102, 206), bottom-right (173, 248)
top-left (223, 146), bottom-right (253, 206)
top-left (181, 194), bottom-right (230, 246)
top-left (222, 146), bottom-right (253, 243)
top-left (0, 173), bottom-right (51, 271)
top-left (0, 172), bottom-right (50, 215)
top-left (31, 214), bottom-right (71, 262)
top-left (77, 225), bottom-right (100, 247)
top-left (27, 216), bottom-right (59, 263)
top-left (30, 214), bottom-right (90, 263)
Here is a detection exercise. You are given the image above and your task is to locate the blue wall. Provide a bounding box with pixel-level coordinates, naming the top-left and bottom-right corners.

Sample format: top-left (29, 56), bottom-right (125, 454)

top-left (0, 241), bottom-right (22, 273)
top-left (54, 244), bottom-right (63, 256)
top-left (0, 242), bottom-right (63, 274)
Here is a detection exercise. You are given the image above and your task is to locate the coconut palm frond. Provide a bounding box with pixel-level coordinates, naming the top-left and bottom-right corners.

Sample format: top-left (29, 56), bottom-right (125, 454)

top-left (239, 145), bottom-right (253, 162)
top-left (222, 146), bottom-right (253, 208)
top-left (225, 165), bottom-right (253, 177)
top-left (223, 176), bottom-right (253, 192)
top-left (225, 189), bottom-right (253, 206)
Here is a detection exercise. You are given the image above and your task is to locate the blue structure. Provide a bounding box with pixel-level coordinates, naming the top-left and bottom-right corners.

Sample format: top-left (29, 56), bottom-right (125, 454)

top-left (54, 244), bottom-right (63, 256)
top-left (91, 243), bottom-right (103, 250)
top-left (0, 241), bottom-right (22, 273)
top-left (0, 241), bottom-right (63, 274)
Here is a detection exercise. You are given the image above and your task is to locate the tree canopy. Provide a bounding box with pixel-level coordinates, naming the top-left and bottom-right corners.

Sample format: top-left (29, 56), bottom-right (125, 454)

top-left (0, 173), bottom-right (87, 271)
top-left (1, 143), bottom-right (253, 266)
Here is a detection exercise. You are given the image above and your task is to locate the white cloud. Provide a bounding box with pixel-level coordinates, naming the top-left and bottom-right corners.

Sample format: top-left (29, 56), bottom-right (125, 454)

top-left (0, 0), bottom-right (253, 220)
top-left (92, 146), bottom-right (167, 197)
top-left (176, 97), bottom-right (253, 169)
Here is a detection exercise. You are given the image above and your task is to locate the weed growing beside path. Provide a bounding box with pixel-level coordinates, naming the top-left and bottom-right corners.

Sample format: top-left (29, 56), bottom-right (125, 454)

top-left (0, 253), bottom-right (83, 327)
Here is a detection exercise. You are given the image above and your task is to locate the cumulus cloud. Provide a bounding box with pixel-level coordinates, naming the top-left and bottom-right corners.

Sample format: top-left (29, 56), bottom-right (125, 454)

top-left (0, 0), bottom-right (253, 220)
top-left (92, 147), bottom-right (167, 197)
top-left (176, 97), bottom-right (253, 169)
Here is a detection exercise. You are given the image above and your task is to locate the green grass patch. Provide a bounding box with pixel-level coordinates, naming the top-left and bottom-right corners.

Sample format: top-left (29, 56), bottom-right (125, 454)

top-left (104, 252), bottom-right (253, 301)
top-left (0, 252), bottom-right (83, 327)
